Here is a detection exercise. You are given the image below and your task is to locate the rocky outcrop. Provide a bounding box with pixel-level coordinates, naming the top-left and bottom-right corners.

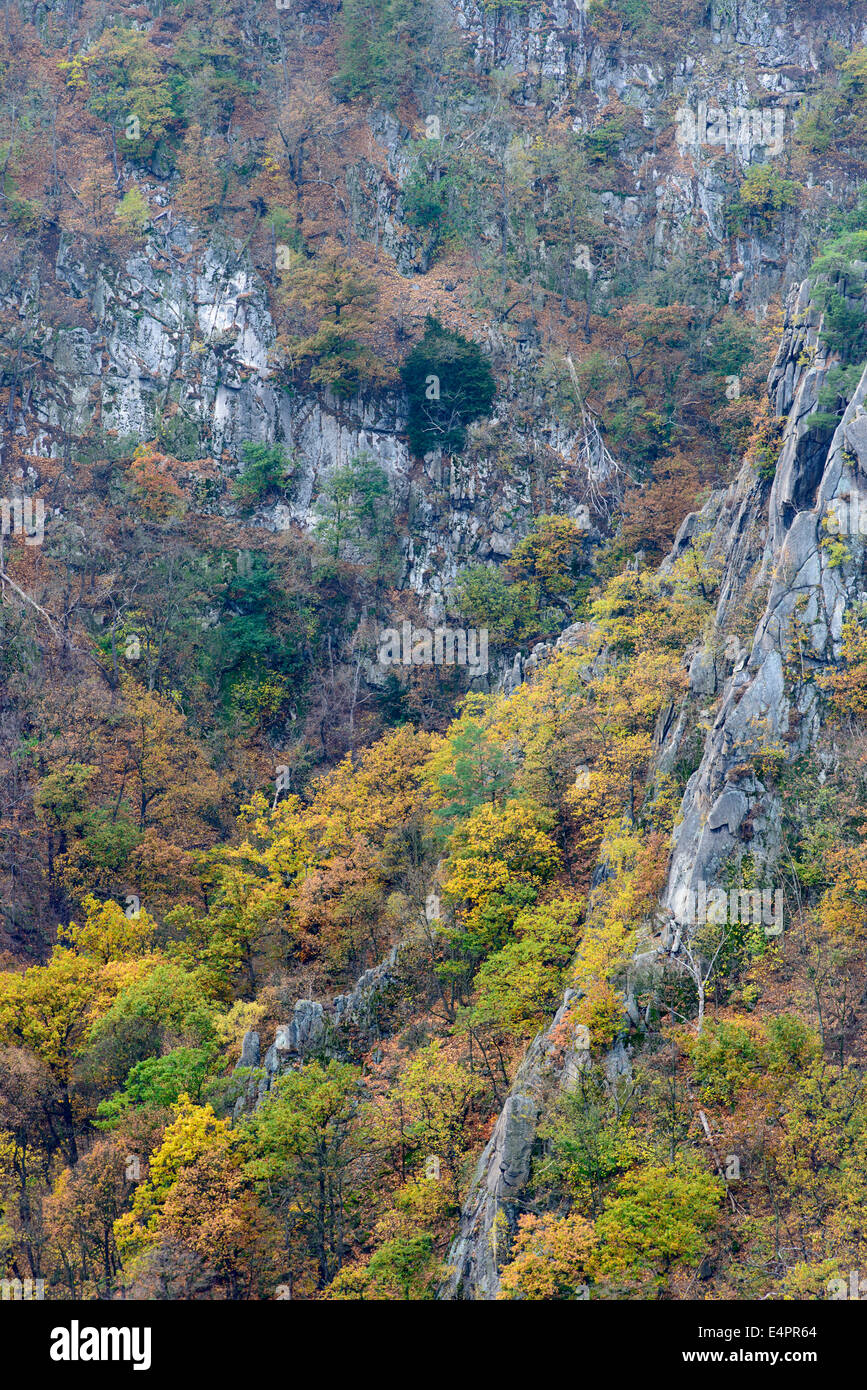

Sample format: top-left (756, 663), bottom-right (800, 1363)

top-left (496, 619), bottom-right (598, 695)
top-left (439, 990), bottom-right (590, 1299)
top-left (450, 0), bottom-right (865, 308)
top-left (452, 0), bottom-right (866, 88)
top-left (664, 280), bottom-right (866, 933)
top-left (233, 946), bottom-right (401, 1116)
top-left (440, 274), bottom-right (867, 1298)
top-left (4, 211), bottom-right (597, 625)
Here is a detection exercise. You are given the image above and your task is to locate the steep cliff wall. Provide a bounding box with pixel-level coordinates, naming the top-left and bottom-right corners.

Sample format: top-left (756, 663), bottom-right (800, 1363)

top-left (3, 214), bottom-right (602, 627)
top-left (3, 0), bottom-right (867, 1304)
top-left (441, 275), bottom-right (867, 1297)
top-left (449, 0), bottom-right (867, 308)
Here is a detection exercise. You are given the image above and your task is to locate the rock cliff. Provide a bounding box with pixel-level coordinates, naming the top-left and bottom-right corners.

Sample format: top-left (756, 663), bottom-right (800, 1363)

top-left (441, 274), bottom-right (867, 1297)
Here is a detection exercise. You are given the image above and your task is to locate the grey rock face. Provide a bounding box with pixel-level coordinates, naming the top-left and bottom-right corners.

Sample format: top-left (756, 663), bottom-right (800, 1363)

top-left (706, 788), bottom-right (749, 834)
top-left (236, 1031), bottom-right (260, 1069)
top-left (440, 991), bottom-right (593, 1299)
top-left (233, 946), bottom-right (402, 1117)
top-left (268, 1001), bottom-right (329, 1067)
top-left (689, 645), bottom-right (719, 697)
top-left (450, 0), bottom-right (859, 310)
top-left (666, 282), bottom-right (867, 929)
top-left (494, 620), bottom-right (600, 696)
top-left (441, 277), bottom-right (867, 1299)
top-left (7, 212), bottom-right (597, 627)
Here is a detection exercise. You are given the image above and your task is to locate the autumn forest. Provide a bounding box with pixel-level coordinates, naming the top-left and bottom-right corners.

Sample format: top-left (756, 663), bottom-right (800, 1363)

top-left (1, 0), bottom-right (867, 1329)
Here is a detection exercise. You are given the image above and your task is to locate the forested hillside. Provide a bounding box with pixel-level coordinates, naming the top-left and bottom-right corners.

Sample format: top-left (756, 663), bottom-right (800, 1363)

top-left (1, 0), bottom-right (867, 1307)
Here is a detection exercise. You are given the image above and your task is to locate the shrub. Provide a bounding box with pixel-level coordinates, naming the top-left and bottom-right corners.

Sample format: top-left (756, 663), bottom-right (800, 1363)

top-left (451, 564), bottom-right (526, 644)
top-left (400, 315), bottom-right (495, 457)
top-left (816, 363), bottom-right (865, 427)
top-left (231, 443), bottom-right (294, 510)
top-left (313, 451), bottom-right (393, 562)
top-left (113, 186), bottom-right (150, 236)
top-left (728, 164), bottom-right (801, 234)
top-left (584, 117), bottom-right (625, 164)
top-left (334, 0), bottom-right (448, 108)
top-left (810, 233), bottom-right (867, 363)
